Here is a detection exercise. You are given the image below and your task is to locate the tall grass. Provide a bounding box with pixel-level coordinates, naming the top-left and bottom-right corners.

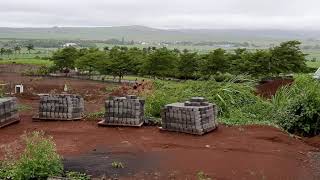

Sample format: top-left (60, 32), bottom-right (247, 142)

top-left (143, 74), bottom-right (320, 136)
top-left (271, 75), bottom-right (320, 136)
top-left (143, 79), bottom-right (273, 125)
top-left (0, 59), bottom-right (53, 66)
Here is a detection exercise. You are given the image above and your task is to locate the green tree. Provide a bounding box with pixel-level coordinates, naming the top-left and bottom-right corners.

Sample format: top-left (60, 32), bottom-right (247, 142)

top-left (14, 46), bottom-right (21, 54)
top-left (228, 48), bottom-right (248, 74)
top-left (270, 41), bottom-right (307, 74)
top-left (105, 46), bottom-right (133, 82)
top-left (126, 47), bottom-right (146, 75)
top-left (26, 44), bottom-right (34, 54)
top-left (143, 47), bottom-right (178, 78)
top-left (177, 49), bottom-right (199, 79)
top-left (0, 48), bottom-right (5, 57)
top-left (200, 48), bottom-right (229, 78)
top-left (249, 50), bottom-right (272, 76)
top-left (51, 47), bottom-right (79, 71)
top-left (75, 50), bottom-right (107, 77)
top-left (5, 49), bottom-right (13, 58)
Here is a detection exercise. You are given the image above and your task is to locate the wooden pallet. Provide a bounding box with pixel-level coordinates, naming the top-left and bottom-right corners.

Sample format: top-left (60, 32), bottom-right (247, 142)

top-left (0, 117), bottom-right (20, 128)
top-left (32, 114), bottom-right (83, 122)
top-left (159, 126), bottom-right (216, 136)
top-left (98, 120), bottom-right (143, 127)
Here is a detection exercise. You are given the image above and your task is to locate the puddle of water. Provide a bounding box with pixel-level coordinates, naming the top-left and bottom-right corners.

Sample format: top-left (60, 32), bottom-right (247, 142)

top-left (63, 146), bottom-right (163, 178)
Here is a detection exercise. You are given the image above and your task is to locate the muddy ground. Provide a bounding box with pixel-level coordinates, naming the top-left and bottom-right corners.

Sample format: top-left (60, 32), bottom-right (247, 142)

top-left (0, 69), bottom-right (320, 180)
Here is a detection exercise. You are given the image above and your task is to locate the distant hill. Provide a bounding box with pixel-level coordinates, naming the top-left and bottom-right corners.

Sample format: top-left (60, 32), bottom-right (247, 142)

top-left (0, 25), bottom-right (319, 44)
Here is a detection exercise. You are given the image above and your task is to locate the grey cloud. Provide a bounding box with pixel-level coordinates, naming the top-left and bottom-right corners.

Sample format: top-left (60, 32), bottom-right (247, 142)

top-left (0, 0), bottom-right (320, 29)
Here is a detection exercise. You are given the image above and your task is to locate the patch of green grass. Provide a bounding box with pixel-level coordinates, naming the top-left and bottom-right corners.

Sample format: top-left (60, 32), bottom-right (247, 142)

top-left (197, 171), bottom-right (212, 180)
top-left (65, 171), bottom-right (90, 180)
top-left (306, 61), bottom-right (320, 68)
top-left (0, 131), bottom-right (63, 179)
top-left (17, 104), bottom-right (33, 112)
top-left (86, 110), bottom-right (104, 119)
top-left (144, 80), bottom-right (273, 126)
top-left (94, 75), bottom-right (150, 81)
top-left (0, 59), bottom-right (53, 66)
top-left (111, 161), bottom-right (124, 169)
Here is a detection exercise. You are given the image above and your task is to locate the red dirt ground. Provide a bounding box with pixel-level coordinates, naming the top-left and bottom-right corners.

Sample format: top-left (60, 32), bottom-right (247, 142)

top-left (256, 78), bottom-right (294, 98)
top-left (0, 70), bottom-right (320, 179)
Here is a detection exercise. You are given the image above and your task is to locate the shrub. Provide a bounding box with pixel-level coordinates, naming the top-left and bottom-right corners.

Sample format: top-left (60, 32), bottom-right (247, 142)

top-left (65, 171), bottom-right (90, 180)
top-left (0, 131), bottom-right (63, 179)
top-left (111, 161), bottom-right (124, 169)
top-left (272, 75), bottom-right (320, 137)
top-left (22, 66), bottom-right (51, 76)
top-left (210, 73), bottom-right (233, 82)
top-left (86, 110), bottom-right (104, 119)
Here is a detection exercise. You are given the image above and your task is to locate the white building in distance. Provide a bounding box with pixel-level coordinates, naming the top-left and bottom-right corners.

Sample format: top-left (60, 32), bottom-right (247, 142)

top-left (63, 43), bottom-right (78, 47)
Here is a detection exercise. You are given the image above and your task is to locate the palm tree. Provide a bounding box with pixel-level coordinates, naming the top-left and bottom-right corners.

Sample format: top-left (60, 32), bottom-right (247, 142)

top-left (26, 44), bottom-right (34, 54)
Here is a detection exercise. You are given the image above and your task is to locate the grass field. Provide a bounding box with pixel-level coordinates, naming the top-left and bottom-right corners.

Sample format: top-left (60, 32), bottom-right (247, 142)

top-left (0, 59), bottom-right (53, 66)
top-left (307, 61), bottom-right (320, 68)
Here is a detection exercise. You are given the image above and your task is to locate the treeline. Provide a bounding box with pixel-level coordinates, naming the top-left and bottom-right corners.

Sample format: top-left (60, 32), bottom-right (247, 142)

top-left (0, 38), bottom-right (135, 49)
top-left (164, 41), bottom-right (254, 47)
top-left (0, 44), bottom-right (34, 57)
top-left (51, 40), bottom-right (308, 81)
top-left (0, 39), bottom-right (97, 49)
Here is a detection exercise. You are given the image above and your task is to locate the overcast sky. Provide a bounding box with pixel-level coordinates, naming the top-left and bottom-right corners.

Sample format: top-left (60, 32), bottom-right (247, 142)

top-left (1, 0), bottom-right (319, 29)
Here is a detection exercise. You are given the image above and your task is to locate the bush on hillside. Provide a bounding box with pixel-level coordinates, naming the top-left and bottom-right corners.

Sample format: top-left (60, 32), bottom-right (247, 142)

top-left (272, 75), bottom-right (320, 137)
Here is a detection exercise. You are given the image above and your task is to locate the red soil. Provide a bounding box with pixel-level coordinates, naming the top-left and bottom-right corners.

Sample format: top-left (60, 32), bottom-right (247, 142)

top-left (305, 136), bottom-right (320, 149)
top-left (0, 70), bottom-right (319, 179)
top-left (256, 78), bottom-right (294, 98)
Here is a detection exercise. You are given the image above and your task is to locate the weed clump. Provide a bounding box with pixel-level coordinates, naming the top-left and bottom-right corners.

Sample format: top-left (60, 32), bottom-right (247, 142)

top-left (0, 131), bottom-right (63, 180)
top-left (272, 75), bottom-right (320, 137)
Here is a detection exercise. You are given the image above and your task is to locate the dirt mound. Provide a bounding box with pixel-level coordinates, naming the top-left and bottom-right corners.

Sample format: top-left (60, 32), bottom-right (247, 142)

top-left (110, 81), bottom-right (153, 97)
top-left (305, 136), bottom-right (320, 148)
top-left (256, 78), bottom-right (293, 98)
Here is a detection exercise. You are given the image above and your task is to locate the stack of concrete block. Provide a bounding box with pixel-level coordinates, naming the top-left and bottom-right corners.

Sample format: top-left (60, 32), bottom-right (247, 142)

top-left (0, 97), bottom-right (19, 127)
top-left (100, 95), bottom-right (145, 126)
top-left (161, 97), bottom-right (218, 135)
top-left (37, 94), bottom-right (84, 120)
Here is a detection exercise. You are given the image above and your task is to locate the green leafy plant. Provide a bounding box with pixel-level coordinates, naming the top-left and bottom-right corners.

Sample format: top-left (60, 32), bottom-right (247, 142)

top-left (65, 171), bottom-right (90, 180)
top-left (144, 80), bottom-right (272, 126)
top-left (197, 171), bottom-right (212, 180)
top-left (86, 109), bottom-right (105, 119)
top-left (272, 75), bottom-right (320, 136)
top-left (111, 161), bottom-right (124, 169)
top-left (17, 104), bottom-right (33, 112)
top-left (0, 131), bottom-right (63, 180)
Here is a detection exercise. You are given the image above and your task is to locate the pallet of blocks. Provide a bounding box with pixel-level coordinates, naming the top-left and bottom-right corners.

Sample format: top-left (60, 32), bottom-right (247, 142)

top-left (98, 95), bottom-right (145, 127)
top-left (0, 97), bottom-right (19, 128)
top-left (33, 94), bottom-right (84, 121)
top-left (160, 97), bottom-right (218, 135)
